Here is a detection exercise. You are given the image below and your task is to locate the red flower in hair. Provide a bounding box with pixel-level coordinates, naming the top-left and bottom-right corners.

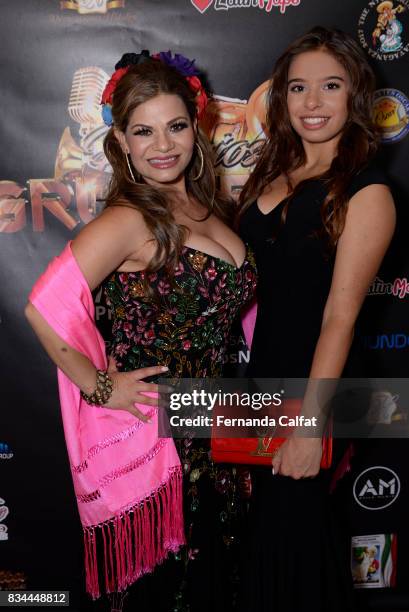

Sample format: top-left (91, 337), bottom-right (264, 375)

top-left (101, 67), bottom-right (130, 105)
top-left (187, 75), bottom-right (202, 92)
top-left (186, 75), bottom-right (208, 119)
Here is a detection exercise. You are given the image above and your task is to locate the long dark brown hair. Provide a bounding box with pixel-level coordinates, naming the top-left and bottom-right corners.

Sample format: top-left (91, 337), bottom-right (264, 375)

top-left (238, 27), bottom-right (379, 248)
top-left (104, 58), bottom-right (232, 279)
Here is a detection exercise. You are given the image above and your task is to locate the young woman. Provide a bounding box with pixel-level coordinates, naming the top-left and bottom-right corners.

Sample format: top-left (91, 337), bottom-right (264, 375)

top-left (238, 27), bottom-right (395, 612)
top-left (25, 51), bottom-right (256, 611)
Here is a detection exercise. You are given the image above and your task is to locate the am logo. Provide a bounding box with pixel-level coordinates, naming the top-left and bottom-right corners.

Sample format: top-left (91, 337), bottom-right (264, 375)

top-left (353, 466), bottom-right (401, 510)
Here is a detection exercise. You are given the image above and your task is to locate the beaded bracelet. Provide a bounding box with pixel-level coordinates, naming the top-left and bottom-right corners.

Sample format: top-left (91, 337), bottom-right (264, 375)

top-left (80, 369), bottom-right (113, 406)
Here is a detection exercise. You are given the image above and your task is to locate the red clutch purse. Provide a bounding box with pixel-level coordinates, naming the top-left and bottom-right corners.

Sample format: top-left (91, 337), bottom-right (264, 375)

top-left (211, 398), bottom-right (333, 469)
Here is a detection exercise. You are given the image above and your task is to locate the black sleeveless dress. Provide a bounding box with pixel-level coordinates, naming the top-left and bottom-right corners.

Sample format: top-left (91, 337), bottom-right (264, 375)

top-left (103, 245), bottom-right (257, 612)
top-left (238, 165), bottom-right (389, 612)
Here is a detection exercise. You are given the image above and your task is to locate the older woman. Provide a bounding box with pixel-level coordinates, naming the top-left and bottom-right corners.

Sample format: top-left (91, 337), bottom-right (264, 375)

top-left (26, 51), bottom-right (256, 611)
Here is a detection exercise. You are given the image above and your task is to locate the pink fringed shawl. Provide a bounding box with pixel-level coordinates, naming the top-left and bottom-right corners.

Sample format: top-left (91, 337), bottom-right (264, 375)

top-left (241, 299), bottom-right (257, 351)
top-left (29, 242), bottom-right (185, 598)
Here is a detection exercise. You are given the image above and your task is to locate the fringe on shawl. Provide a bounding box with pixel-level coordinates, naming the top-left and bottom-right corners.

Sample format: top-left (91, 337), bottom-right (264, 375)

top-left (83, 466), bottom-right (185, 599)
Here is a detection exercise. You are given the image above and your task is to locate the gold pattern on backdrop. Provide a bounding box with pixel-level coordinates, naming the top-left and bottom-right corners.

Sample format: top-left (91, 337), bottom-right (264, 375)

top-left (200, 81), bottom-right (269, 198)
top-left (2, 53), bottom-right (403, 234)
top-left (0, 68), bottom-right (270, 234)
top-left (60, 0), bottom-right (125, 14)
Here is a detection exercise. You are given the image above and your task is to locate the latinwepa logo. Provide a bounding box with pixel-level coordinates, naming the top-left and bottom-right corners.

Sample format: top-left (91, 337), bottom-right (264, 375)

top-left (368, 276), bottom-right (409, 299)
top-left (353, 466), bottom-right (400, 510)
top-left (191, 0), bottom-right (301, 15)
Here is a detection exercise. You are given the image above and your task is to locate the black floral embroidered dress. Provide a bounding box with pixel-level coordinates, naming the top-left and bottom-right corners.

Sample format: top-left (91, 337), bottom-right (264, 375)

top-left (104, 245), bottom-right (256, 378)
top-left (103, 245), bottom-right (257, 612)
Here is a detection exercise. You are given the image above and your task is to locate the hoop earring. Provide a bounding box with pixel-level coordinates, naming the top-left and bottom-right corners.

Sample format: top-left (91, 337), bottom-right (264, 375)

top-left (125, 153), bottom-right (137, 183)
top-left (191, 142), bottom-right (204, 182)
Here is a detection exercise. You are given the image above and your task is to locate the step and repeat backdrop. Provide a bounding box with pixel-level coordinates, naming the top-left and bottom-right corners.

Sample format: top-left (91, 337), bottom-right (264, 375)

top-left (1, 1), bottom-right (409, 610)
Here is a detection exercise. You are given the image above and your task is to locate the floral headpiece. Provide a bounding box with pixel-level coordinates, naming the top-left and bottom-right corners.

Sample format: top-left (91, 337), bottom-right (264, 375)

top-left (101, 50), bottom-right (209, 127)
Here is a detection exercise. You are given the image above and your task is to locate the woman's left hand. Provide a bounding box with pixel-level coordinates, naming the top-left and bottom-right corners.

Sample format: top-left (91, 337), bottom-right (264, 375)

top-left (272, 437), bottom-right (322, 479)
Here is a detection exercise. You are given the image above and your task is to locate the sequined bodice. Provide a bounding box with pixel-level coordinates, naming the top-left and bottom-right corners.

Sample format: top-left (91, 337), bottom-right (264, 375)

top-left (104, 245), bottom-right (257, 377)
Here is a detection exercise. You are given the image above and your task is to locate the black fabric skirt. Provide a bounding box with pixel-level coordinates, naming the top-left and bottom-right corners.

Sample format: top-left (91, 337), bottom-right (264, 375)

top-left (239, 465), bottom-right (355, 612)
top-left (88, 465), bottom-right (244, 612)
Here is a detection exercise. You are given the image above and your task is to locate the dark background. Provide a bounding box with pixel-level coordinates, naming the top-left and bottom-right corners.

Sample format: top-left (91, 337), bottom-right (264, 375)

top-left (1, 1), bottom-right (408, 610)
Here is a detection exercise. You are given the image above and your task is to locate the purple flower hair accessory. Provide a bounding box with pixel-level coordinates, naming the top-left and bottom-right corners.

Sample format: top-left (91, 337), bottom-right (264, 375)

top-left (157, 51), bottom-right (199, 77)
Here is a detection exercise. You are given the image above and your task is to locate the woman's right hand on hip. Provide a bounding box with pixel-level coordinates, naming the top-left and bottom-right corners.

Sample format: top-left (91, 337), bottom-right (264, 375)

top-left (103, 357), bottom-right (171, 422)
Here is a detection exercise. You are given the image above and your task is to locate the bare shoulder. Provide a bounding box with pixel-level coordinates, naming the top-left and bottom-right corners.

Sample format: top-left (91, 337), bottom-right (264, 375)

top-left (349, 182), bottom-right (393, 203)
top-left (322, 184), bottom-right (396, 328)
top-left (336, 182), bottom-right (396, 282)
top-left (76, 202), bottom-right (149, 245)
top-left (347, 183), bottom-right (395, 230)
top-left (71, 201), bottom-right (151, 290)
top-left (96, 201), bottom-right (147, 231)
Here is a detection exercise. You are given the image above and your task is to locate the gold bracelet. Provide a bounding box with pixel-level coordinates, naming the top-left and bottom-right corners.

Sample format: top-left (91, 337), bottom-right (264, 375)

top-left (81, 369), bottom-right (113, 406)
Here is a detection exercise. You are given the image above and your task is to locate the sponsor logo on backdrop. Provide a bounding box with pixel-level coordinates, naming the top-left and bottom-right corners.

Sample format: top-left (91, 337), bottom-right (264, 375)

top-left (225, 349), bottom-right (250, 364)
top-left (351, 534), bottom-right (397, 588)
top-left (60, 0), bottom-right (125, 14)
top-left (0, 497), bottom-right (9, 541)
top-left (373, 88), bottom-right (409, 143)
top-left (353, 466), bottom-right (400, 510)
top-left (358, 0), bottom-right (409, 60)
top-left (0, 66), bottom-right (111, 234)
top-left (0, 69), bottom-right (268, 233)
top-left (363, 333), bottom-right (409, 349)
top-left (366, 390), bottom-right (407, 425)
top-left (368, 275), bottom-right (409, 298)
top-left (0, 443), bottom-right (13, 460)
top-left (202, 81), bottom-right (268, 197)
top-left (191, 0), bottom-right (301, 14)
top-left (94, 285), bottom-right (113, 323)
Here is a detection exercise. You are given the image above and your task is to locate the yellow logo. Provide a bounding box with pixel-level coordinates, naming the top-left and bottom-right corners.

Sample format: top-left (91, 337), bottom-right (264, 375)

top-left (373, 88), bottom-right (409, 143)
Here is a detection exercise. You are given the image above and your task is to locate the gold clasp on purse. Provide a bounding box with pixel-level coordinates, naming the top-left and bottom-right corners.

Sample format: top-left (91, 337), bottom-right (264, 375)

top-left (250, 436), bottom-right (275, 457)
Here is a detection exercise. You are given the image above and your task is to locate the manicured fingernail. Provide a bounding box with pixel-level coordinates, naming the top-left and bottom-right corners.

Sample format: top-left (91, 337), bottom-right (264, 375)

top-left (160, 366), bottom-right (169, 372)
top-left (146, 419), bottom-right (152, 424)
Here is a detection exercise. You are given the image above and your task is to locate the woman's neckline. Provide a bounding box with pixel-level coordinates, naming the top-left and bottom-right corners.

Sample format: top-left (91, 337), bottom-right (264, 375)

top-left (255, 176), bottom-right (322, 217)
top-left (255, 196), bottom-right (287, 217)
top-left (114, 244), bottom-right (251, 276)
